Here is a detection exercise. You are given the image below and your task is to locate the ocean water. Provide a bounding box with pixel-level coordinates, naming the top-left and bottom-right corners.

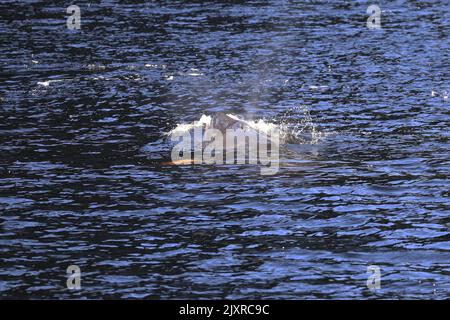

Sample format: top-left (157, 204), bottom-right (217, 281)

top-left (0, 0), bottom-right (449, 299)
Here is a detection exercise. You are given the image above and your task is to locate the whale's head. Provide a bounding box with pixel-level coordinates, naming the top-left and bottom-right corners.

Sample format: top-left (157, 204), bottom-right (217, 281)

top-left (209, 112), bottom-right (245, 132)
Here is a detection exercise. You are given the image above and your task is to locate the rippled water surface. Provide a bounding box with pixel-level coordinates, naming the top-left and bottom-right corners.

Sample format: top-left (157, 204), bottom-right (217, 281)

top-left (0, 0), bottom-right (449, 299)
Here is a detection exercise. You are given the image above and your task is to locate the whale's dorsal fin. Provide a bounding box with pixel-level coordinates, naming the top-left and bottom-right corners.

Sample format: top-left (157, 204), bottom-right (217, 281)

top-left (211, 112), bottom-right (243, 133)
top-left (210, 112), bottom-right (241, 131)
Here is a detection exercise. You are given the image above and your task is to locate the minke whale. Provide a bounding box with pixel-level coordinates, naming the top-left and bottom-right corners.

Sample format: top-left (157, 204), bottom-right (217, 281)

top-left (168, 112), bottom-right (280, 175)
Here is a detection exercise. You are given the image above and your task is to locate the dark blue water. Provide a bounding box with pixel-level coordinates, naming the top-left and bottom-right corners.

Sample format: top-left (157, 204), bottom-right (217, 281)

top-left (0, 0), bottom-right (449, 299)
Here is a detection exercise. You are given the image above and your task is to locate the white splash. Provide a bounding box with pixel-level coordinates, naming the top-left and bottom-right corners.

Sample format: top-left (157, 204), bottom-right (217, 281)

top-left (226, 114), bottom-right (280, 137)
top-left (168, 114), bottom-right (212, 137)
top-left (167, 108), bottom-right (327, 146)
top-left (37, 79), bottom-right (64, 87)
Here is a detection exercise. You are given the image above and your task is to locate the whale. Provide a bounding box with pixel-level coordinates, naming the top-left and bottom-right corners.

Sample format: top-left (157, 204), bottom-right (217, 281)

top-left (168, 112), bottom-right (280, 174)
